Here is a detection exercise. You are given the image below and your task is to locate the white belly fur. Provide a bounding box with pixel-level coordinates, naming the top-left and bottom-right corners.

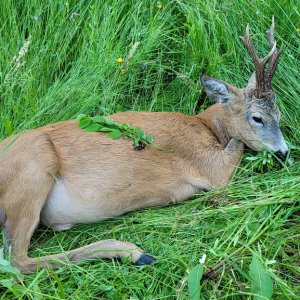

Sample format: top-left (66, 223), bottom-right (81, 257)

top-left (41, 179), bottom-right (107, 230)
top-left (41, 176), bottom-right (209, 230)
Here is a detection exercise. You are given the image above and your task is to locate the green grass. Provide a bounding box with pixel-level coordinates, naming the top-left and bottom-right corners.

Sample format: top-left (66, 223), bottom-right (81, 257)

top-left (0, 0), bottom-right (299, 299)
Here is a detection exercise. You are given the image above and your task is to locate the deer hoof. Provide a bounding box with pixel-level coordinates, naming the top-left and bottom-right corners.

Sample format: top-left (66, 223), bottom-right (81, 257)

top-left (135, 254), bottom-right (155, 265)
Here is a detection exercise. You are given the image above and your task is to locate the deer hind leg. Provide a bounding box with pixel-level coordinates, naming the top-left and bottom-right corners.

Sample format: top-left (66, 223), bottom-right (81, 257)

top-left (38, 239), bottom-right (155, 270)
top-left (2, 161), bottom-right (57, 271)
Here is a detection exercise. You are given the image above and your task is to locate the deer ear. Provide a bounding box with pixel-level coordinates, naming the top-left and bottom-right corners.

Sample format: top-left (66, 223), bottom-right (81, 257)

top-left (201, 75), bottom-right (234, 103)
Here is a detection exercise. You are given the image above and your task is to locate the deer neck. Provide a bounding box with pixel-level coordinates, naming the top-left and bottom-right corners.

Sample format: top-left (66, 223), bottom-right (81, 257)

top-left (196, 104), bottom-right (231, 147)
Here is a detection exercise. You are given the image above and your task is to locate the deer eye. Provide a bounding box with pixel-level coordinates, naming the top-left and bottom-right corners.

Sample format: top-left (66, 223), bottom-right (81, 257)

top-left (252, 116), bottom-right (264, 124)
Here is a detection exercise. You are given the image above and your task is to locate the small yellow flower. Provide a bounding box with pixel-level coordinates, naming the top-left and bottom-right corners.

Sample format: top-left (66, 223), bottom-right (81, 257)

top-left (157, 1), bottom-right (163, 9)
top-left (117, 57), bottom-right (123, 63)
top-left (120, 68), bottom-right (125, 74)
top-left (296, 28), bottom-right (300, 33)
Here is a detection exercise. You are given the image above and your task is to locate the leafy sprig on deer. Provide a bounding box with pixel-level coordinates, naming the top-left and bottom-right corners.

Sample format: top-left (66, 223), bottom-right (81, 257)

top-left (76, 114), bottom-right (153, 150)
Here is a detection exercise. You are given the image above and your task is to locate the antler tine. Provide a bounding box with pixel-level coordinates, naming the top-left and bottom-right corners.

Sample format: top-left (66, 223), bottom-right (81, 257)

top-left (262, 41), bottom-right (276, 64)
top-left (267, 16), bottom-right (276, 49)
top-left (240, 24), bottom-right (261, 66)
top-left (240, 24), bottom-right (265, 97)
top-left (265, 16), bottom-right (282, 86)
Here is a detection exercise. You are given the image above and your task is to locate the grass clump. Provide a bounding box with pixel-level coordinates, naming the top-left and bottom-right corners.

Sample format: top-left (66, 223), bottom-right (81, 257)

top-left (0, 0), bottom-right (299, 299)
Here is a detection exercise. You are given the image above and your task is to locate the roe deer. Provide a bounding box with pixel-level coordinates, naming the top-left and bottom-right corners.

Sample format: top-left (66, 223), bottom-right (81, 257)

top-left (0, 18), bottom-right (288, 273)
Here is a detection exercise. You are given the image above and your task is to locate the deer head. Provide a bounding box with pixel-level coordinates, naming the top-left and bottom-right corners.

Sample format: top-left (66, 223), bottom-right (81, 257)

top-left (201, 17), bottom-right (288, 156)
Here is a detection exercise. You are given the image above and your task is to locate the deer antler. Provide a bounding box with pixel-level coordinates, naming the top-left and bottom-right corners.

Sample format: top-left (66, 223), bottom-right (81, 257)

top-left (240, 16), bottom-right (282, 98)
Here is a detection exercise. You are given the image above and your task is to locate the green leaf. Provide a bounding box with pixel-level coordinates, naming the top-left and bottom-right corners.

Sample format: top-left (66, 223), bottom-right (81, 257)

top-left (102, 118), bottom-right (115, 125)
top-left (135, 128), bottom-right (146, 139)
top-left (146, 135), bottom-right (153, 144)
top-left (76, 114), bottom-right (87, 121)
top-left (79, 116), bottom-right (91, 129)
top-left (51, 272), bottom-right (66, 298)
top-left (99, 127), bottom-right (113, 132)
top-left (0, 279), bottom-right (14, 288)
top-left (84, 123), bottom-right (102, 132)
top-left (122, 123), bottom-right (130, 130)
top-left (245, 156), bottom-right (258, 161)
top-left (188, 257), bottom-right (205, 300)
top-left (0, 258), bottom-right (10, 267)
top-left (107, 130), bottom-right (122, 139)
top-left (246, 221), bottom-right (261, 234)
top-left (32, 282), bottom-right (43, 300)
top-left (4, 119), bottom-right (14, 135)
top-left (249, 254), bottom-right (273, 300)
top-left (92, 115), bottom-right (107, 123)
top-left (0, 249), bottom-right (20, 276)
top-left (0, 264), bottom-right (21, 276)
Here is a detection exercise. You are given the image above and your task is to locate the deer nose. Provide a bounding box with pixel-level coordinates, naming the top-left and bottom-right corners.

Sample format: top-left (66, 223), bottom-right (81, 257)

top-left (275, 150), bottom-right (288, 161)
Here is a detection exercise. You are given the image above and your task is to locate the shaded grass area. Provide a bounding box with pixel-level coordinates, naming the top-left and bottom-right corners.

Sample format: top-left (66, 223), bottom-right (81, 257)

top-left (0, 0), bottom-right (299, 299)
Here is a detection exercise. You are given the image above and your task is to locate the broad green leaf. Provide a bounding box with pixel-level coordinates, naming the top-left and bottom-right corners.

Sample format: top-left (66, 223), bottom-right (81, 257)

top-left (146, 135), bottom-right (153, 143)
top-left (188, 257), bottom-right (205, 300)
top-left (107, 130), bottom-right (122, 139)
top-left (4, 119), bottom-right (14, 135)
top-left (249, 254), bottom-right (273, 300)
top-left (135, 128), bottom-right (146, 139)
top-left (79, 117), bottom-right (91, 129)
top-left (0, 258), bottom-right (10, 267)
top-left (0, 249), bottom-right (20, 276)
top-left (0, 279), bottom-right (13, 288)
top-left (76, 114), bottom-right (86, 121)
top-left (84, 123), bottom-right (102, 132)
top-left (0, 264), bottom-right (21, 276)
top-left (92, 115), bottom-right (107, 123)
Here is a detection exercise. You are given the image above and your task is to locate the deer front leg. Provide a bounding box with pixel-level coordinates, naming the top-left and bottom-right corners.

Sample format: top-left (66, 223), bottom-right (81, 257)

top-left (210, 138), bottom-right (244, 187)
